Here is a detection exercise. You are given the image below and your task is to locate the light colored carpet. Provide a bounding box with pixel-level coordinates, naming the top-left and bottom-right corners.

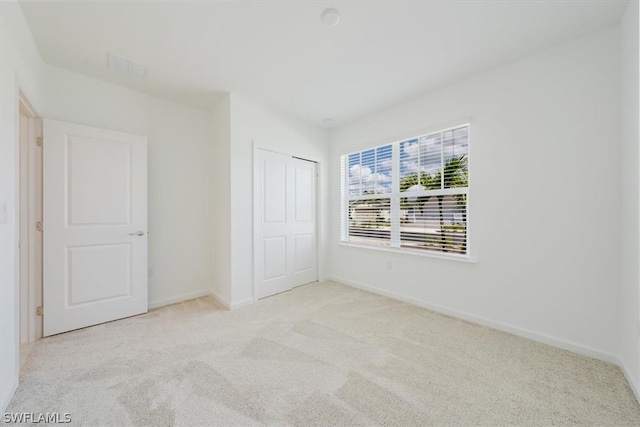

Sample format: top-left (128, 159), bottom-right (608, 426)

top-left (7, 281), bottom-right (640, 426)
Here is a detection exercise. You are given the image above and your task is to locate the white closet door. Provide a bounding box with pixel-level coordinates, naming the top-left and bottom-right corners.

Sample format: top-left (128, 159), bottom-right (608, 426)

top-left (255, 149), bottom-right (317, 299)
top-left (43, 119), bottom-right (148, 336)
top-left (290, 157), bottom-right (317, 287)
top-left (256, 150), bottom-right (291, 299)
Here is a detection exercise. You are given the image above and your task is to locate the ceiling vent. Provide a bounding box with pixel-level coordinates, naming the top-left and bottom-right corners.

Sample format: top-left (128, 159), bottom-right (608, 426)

top-left (107, 53), bottom-right (148, 79)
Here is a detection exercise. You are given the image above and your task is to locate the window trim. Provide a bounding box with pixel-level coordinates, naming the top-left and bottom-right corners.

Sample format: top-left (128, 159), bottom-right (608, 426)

top-left (338, 242), bottom-right (477, 263)
top-left (340, 123), bottom-right (472, 261)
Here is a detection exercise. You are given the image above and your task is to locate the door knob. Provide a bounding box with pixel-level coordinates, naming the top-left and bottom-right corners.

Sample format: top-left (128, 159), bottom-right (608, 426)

top-left (129, 230), bottom-right (145, 236)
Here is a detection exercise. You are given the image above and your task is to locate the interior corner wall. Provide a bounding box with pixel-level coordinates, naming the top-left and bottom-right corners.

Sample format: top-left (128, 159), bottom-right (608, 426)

top-left (43, 65), bottom-right (213, 309)
top-left (228, 94), bottom-right (330, 307)
top-left (0, 1), bottom-right (44, 412)
top-left (211, 95), bottom-right (232, 307)
top-left (329, 27), bottom-right (621, 361)
top-left (620, 0), bottom-right (640, 397)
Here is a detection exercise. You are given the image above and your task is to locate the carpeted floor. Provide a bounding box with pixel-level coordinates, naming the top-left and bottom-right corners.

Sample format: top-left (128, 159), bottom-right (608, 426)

top-left (7, 281), bottom-right (640, 426)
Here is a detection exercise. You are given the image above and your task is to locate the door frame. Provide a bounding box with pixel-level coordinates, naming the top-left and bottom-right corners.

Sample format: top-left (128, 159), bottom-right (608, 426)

top-left (252, 142), bottom-right (322, 303)
top-left (17, 90), bottom-right (42, 347)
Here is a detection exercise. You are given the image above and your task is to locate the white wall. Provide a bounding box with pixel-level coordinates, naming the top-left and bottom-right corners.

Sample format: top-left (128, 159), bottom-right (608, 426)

top-left (620, 0), bottom-right (640, 397)
top-left (329, 28), bottom-right (622, 361)
top-left (229, 94), bottom-right (329, 307)
top-left (210, 95), bottom-right (232, 306)
top-left (0, 1), bottom-right (44, 413)
top-left (44, 65), bottom-right (213, 308)
top-left (0, 1), bottom-right (635, 414)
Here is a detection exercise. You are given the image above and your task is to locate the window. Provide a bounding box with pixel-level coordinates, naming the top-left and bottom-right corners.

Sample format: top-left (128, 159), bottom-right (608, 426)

top-left (341, 124), bottom-right (469, 257)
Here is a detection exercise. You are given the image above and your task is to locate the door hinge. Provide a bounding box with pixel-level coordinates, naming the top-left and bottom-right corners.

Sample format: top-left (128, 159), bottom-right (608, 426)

top-left (36, 306), bottom-right (42, 316)
top-left (36, 221), bottom-right (43, 232)
top-left (36, 137), bottom-right (43, 147)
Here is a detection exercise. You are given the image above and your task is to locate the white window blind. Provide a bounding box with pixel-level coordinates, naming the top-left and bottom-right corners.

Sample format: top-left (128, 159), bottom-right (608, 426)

top-left (341, 125), bottom-right (469, 256)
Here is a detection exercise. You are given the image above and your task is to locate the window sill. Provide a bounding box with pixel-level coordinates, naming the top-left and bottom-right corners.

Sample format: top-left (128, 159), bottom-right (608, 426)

top-left (338, 242), bottom-right (478, 264)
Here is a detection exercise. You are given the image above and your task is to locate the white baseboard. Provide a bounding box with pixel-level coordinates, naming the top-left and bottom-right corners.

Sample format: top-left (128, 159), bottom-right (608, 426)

top-left (230, 298), bottom-right (255, 310)
top-left (328, 276), bottom-right (619, 365)
top-left (619, 358), bottom-right (640, 404)
top-left (209, 290), bottom-right (254, 311)
top-left (148, 289), bottom-right (213, 310)
top-left (209, 289), bottom-right (231, 309)
top-left (1, 377), bottom-right (18, 414)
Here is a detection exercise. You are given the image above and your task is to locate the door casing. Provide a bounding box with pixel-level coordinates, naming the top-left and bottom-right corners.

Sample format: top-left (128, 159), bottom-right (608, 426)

top-left (17, 91), bottom-right (43, 346)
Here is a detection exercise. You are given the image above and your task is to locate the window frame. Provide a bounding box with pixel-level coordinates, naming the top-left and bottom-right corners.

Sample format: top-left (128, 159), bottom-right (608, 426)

top-left (340, 123), bottom-right (472, 262)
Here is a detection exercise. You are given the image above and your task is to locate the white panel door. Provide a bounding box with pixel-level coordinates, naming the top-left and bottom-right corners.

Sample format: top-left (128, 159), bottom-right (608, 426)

top-left (291, 157), bottom-right (317, 287)
top-left (43, 119), bottom-right (147, 336)
top-left (256, 150), bottom-right (291, 299)
top-left (255, 150), bottom-right (317, 299)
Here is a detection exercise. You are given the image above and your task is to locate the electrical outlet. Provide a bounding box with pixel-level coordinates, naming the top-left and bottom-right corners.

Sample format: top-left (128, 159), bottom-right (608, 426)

top-left (148, 268), bottom-right (154, 278)
top-left (386, 260), bottom-right (393, 270)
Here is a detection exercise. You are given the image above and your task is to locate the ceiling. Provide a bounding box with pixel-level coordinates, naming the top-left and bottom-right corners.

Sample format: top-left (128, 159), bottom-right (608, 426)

top-left (20, 0), bottom-right (628, 127)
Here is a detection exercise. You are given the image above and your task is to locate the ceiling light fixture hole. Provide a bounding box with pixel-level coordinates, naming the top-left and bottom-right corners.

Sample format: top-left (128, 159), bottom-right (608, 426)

top-left (321, 8), bottom-right (340, 27)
